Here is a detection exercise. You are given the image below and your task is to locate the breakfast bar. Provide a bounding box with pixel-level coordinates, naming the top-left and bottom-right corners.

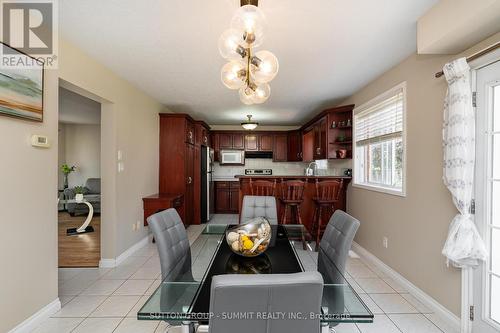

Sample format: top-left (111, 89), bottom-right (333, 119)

top-left (236, 175), bottom-right (351, 232)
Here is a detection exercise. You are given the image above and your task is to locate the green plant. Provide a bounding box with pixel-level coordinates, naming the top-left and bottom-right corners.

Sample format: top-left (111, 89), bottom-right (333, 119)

top-left (74, 186), bottom-right (85, 195)
top-left (61, 164), bottom-right (76, 175)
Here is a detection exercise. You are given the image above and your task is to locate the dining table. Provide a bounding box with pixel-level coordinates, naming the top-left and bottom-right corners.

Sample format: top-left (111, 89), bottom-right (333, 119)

top-left (138, 224), bottom-right (373, 332)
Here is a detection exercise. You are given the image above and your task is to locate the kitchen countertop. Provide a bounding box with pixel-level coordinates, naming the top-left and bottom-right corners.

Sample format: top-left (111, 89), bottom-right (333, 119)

top-left (213, 177), bottom-right (239, 182)
top-left (235, 175), bottom-right (352, 179)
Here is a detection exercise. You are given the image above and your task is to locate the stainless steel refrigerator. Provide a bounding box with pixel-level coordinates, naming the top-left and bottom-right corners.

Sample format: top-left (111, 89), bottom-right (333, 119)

top-left (201, 146), bottom-right (214, 223)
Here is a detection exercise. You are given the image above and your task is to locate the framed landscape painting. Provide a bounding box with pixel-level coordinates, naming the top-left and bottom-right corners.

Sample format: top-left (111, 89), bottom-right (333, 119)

top-left (0, 43), bottom-right (44, 122)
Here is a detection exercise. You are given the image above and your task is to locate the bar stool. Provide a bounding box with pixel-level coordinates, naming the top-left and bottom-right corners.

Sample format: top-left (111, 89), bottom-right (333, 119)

top-left (250, 178), bottom-right (277, 196)
top-left (279, 179), bottom-right (307, 250)
top-left (311, 179), bottom-right (344, 251)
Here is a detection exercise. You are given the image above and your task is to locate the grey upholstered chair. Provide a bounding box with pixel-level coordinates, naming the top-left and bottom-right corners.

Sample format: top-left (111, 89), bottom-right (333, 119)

top-left (209, 272), bottom-right (324, 333)
top-left (240, 195), bottom-right (278, 224)
top-left (147, 208), bottom-right (193, 282)
top-left (317, 210), bottom-right (360, 280)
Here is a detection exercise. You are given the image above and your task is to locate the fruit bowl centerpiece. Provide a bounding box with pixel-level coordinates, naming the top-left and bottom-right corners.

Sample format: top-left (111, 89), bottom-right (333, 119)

top-left (226, 217), bottom-right (272, 257)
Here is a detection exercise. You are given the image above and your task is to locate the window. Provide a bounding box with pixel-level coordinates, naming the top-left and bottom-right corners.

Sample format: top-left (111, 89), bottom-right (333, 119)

top-left (354, 82), bottom-right (406, 196)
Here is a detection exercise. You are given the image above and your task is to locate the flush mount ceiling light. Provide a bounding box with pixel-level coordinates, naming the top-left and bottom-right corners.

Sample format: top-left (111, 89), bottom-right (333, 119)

top-left (241, 115), bottom-right (259, 130)
top-left (219, 0), bottom-right (279, 105)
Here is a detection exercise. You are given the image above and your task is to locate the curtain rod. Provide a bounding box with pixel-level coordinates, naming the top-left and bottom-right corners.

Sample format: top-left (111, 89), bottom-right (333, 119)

top-left (434, 42), bottom-right (500, 78)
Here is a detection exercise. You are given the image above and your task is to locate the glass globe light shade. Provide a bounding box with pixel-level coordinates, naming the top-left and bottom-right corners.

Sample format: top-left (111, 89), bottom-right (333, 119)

top-left (221, 61), bottom-right (246, 90)
top-left (251, 83), bottom-right (270, 104)
top-left (231, 5), bottom-right (265, 47)
top-left (251, 50), bottom-right (279, 83)
top-left (239, 86), bottom-right (255, 105)
top-left (218, 29), bottom-right (247, 60)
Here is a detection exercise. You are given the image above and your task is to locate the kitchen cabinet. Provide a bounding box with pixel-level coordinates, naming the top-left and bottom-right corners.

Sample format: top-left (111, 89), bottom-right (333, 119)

top-left (195, 121), bottom-right (210, 147)
top-left (259, 134), bottom-right (274, 151)
top-left (302, 129), bottom-right (315, 162)
top-left (287, 130), bottom-right (302, 161)
top-left (157, 113), bottom-right (197, 226)
top-left (215, 181), bottom-right (239, 213)
top-left (273, 134), bottom-right (288, 162)
top-left (219, 133), bottom-right (233, 149)
top-left (314, 117), bottom-right (327, 160)
top-left (233, 133), bottom-right (244, 149)
top-left (245, 134), bottom-right (259, 151)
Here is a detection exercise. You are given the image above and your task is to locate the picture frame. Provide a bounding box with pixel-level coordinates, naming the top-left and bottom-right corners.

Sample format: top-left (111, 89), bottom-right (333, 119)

top-left (0, 42), bottom-right (44, 122)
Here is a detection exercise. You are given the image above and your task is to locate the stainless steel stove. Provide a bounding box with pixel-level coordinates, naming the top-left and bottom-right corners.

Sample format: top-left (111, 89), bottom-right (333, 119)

top-left (245, 169), bottom-right (272, 175)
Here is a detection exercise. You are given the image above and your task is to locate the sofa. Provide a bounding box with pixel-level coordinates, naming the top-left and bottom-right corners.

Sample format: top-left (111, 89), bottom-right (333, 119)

top-left (64, 178), bottom-right (101, 216)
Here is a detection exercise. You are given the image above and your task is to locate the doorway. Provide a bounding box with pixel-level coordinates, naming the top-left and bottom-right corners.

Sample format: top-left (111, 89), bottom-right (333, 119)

top-left (58, 86), bottom-right (102, 267)
top-left (473, 58), bottom-right (500, 333)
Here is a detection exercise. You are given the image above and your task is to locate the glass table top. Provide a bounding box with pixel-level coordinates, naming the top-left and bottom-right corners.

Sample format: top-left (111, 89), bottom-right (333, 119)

top-left (138, 224), bottom-right (373, 324)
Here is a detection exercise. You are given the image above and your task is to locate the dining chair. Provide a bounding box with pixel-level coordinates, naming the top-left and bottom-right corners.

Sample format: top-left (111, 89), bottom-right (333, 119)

top-left (147, 208), bottom-right (193, 281)
top-left (208, 272), bottom-right (324, 333)
top-left (317, 210), bottom-right (360, 280)
top-left (240, 195), bottom-right (278, 224)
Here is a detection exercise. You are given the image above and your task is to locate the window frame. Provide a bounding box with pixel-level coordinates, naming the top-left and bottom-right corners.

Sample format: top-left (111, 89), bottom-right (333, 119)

top-left (353, 81), bottom-right (407, 197)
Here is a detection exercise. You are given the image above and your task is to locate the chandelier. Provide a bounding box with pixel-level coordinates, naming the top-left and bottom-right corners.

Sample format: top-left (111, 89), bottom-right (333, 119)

top-left (219, 0), bottom-right (279, 105)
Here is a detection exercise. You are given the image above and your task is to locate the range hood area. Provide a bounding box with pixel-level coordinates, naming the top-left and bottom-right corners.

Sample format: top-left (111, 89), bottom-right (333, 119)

top-left (244, 151), bottom-right (273, 159)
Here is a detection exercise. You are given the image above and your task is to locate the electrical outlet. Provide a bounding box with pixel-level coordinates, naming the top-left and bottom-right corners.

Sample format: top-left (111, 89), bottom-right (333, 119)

top-left (132, 223), bottom-right (136, 231)
top-left (136, 221), bottom-right (141, 230)
top-left (383, 237), bottom-right (388, 249)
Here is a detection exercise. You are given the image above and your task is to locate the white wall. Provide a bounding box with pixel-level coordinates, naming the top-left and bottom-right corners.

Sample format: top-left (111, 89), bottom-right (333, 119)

top-left (61, 123), bottom-right (101, 188)
top-left (0, 68), bottom-right (59, 331)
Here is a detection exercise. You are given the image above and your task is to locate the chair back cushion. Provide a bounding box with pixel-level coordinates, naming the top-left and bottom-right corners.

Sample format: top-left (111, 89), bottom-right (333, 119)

top-left (318, 210), bottom-right (360, 277)
top-left (85, 178), bottom-right (101, 194)
top-left (147, 208), bottom-right (192, 281)
top-left (209, 272), bottom-right (323, 333)
top-left (240, 196), bottom-right (278, 224)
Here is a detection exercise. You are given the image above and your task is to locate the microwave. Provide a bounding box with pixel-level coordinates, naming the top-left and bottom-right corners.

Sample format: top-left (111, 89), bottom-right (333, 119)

top-left (220, 150), bottom-right (245, 165)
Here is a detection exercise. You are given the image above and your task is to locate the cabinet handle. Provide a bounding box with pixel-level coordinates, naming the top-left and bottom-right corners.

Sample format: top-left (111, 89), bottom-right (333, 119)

top-left (187, 176), bottom-right (192, 184)
top-left (188, 131), bottom-right (193, 141)
top-left (203, 136), bottom-right (207, 143)
top-left (316, 147), bottom-right (321, 155)
top-left (297, 153), bottom-right (300, 158)
top-left (300, 152), bottom-right (303, 158)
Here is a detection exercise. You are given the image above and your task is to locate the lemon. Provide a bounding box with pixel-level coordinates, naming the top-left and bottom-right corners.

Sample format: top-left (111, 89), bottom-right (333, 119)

top-left (243, 239), bottom-right (254, 250)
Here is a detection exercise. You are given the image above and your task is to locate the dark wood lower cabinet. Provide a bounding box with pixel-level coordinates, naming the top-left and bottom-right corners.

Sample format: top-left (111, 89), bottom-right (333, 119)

top-left (215, 181), bottom-right (239, 213)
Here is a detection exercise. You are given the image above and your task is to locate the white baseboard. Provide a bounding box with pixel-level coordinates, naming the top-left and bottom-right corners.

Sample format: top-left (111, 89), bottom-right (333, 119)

top-left (99, 235), bottom-right (150, 268)
top-left (351, 241), bottom-right (461, 332)
top-left (8, 298), bottom-right (61, 333)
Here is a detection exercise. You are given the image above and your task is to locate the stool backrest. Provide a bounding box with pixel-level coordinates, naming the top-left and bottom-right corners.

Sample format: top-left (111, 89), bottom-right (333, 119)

top-left (250, 179), bottom-right (277, 196)
top-left (315, 179), bottom-right (344, 202)
top-left (280, 179), bottom-right (305, 201)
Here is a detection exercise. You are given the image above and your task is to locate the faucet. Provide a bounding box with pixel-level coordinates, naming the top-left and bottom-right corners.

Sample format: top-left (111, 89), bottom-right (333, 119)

top-left (306, 162), bottom-right (317, 176)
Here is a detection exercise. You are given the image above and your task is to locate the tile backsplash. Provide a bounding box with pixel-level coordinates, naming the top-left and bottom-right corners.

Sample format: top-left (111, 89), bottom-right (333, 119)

top-left (213, 158), bottom-right (352, 178)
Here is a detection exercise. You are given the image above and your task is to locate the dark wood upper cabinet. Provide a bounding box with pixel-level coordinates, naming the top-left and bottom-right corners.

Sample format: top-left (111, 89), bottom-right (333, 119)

top-left (314, 117), bottom-right (327, 160)
top-left (273, 134), bottom-right (288, 162)
top-left (245, 134), bottom-right (259, 151)
top-left (219, 133), bottom-right (233, 149)
top-left (232, 133), bottom-right (245, 149)
top-left (287, 130), bottom-right (302, 162)
top-left (302, 129), bottom-right (315, 162)
top-left (259, 134), bottom-right (274, 151)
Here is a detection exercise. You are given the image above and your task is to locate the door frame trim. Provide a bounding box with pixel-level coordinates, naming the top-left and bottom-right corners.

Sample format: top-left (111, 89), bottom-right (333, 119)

top-left (463, 50), bottom-right (500, 333)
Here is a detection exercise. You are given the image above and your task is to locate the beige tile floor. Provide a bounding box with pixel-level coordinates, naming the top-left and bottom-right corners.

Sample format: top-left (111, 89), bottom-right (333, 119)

top-left (32, 214), bottom-right (459, 333)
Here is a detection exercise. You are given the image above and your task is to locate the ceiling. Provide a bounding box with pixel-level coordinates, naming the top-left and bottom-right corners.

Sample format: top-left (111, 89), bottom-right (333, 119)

top-left (60, 0), bottom-right (438, 126)
top-left (59, 87), bottom-right (101, 125)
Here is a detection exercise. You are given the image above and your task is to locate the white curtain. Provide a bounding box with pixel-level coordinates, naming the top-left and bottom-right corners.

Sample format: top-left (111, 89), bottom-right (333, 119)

top-left (441, 57), bottom-right (488, 268)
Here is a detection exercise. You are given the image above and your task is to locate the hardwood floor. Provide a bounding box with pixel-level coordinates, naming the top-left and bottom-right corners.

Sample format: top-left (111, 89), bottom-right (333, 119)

top-left (58, 212), bottom-right (100, 267)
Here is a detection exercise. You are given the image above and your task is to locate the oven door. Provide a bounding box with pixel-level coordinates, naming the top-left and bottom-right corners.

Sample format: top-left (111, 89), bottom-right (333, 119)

top-left (220, 150), bottom-right (245, 165)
